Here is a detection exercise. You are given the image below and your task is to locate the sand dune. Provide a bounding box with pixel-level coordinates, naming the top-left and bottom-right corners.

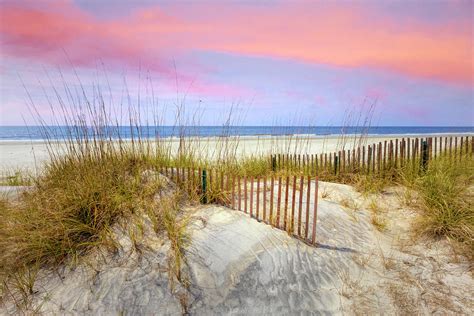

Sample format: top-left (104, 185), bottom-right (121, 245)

top-left (3, 181), bottom-right (472, 314)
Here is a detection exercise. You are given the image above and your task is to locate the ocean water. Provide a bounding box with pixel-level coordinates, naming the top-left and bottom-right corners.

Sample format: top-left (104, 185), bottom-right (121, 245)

top-left (0, 126), bottom-right (472, 141)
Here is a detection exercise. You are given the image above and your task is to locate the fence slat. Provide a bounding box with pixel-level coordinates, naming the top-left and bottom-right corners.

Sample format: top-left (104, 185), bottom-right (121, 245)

top-left (378, 142), bottom-right (382, 173)
top-left (305, 176), bottom-right (311, 240)
top-left (449, 137), bottom-right (453, 159)
top-left (277, 177), bottom-right (282, 227)
top-left (238, 176), bottom-right (242, 211)
top-left (284, 176), bottom-right (290, 230)
top-left (244, 176), bottom-right (248, 213)
top-left (367, 145), bottom-right (372, 174)
top-left (372, 144), bottom-right (376, 173)
top-left (395, 139), bottom-right (399, 168)
top-left (263, 176), bottom-right (267, 222)
top-left (291, 176), bottom-right (297, 234)
top-left (231, 175), bottom-right (235, 209)
top-left (256, 177), bottom-right (260, 220)
top-left (298, 176), bottom-right (304, 236)
top-left (407, 137), bottom-right (411, 164)
top-left (250, 176), bottom-right (254, 217)
top-left (311, 177), bottom-right (319, 245)
top-left (270, 176), bottom-right (274, 224)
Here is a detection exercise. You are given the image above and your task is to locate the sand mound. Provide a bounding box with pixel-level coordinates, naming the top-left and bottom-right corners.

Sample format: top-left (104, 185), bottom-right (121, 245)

top-left (1, 182), bottom-right (473, 315)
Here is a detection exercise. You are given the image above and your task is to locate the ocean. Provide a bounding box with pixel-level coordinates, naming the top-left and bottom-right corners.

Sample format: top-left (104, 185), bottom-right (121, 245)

top-left (0, 126), bottom-right (472, 141)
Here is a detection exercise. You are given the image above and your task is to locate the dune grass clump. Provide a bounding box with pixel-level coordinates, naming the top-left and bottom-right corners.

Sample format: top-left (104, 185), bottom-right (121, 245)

top-left (0, 147), bottom-right (163, 287)
top-left (401, 153), bottom-right (474, 255)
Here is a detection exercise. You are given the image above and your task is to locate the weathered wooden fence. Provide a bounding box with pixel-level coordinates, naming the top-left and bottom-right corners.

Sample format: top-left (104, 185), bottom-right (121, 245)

top-left (157, 166), bottom-right (320, 245)
top-left (271, 135), bottom-right (474, 175)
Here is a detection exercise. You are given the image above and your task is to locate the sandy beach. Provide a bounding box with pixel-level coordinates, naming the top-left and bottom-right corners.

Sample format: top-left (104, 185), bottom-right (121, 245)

top-left (1, 133), bottom-right (472, 172)
top-left (2, 180), bottom-right (472, 314)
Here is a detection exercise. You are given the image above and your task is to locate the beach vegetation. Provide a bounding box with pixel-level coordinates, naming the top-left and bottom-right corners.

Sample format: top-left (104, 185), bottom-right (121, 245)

top-left (400, 153), bottom-right (474, 257)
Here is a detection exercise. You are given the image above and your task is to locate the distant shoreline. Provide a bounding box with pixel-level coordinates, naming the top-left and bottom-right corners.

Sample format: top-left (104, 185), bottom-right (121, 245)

top-left (0, 126), bottom-right (473, 142)
top-left (0, 132), bottom-right (473, 145)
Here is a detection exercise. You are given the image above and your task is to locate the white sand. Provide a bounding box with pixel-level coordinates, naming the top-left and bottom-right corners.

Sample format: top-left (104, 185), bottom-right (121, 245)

top-left (1, 133), bottom-right (471, 172)
top-left (3, 180), bottom-right (472, 314)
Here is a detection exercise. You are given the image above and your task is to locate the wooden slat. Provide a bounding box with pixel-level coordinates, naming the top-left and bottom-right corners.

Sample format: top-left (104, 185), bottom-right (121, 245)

top-left (372, 145), bottom-right (376, 173)
top-left (263, 176), bottom-right (267, 222)
top-left (244, 176), bottom-right (248, 213)
top-left (389, 140), bottom-right (393, 169)
top-left (395, 139), bottom-right (398, 168)
top-left (250, 176), bottom-right (254, 217)
top-left (256, 176), bottom-right (260, 220)
top-left (225, 172), bottom-right (230, 207)
top-left (341, 150), bottom-right (345, 173)
top-left (298, 176), bottom-right (304, 236)
top-left (208, 169), bottom-right (213, 201)
top-left (231, 175), bottom-right (235, 209)
top-left (311, 177), bottom-right (319, 245)
top-left (284, 176), bottom-right (290, 230)
top-left (291, 176), bottom-right (297, 234)
top-left (324, 153), bottom-right (327, 172)
top-left (276, 177), bottom-right (282, 227)
top-left (407, 137), bottom-right (411, 164)
top-left (449, 137), bottom-right (453, 159)
top-left (378, 142), bottom-right (382, 173)
top-left (367, 145), bottom-right (372, 174)
top-left (270, 176), bottom-right (274, 224)
top-left (455, 137), bottom-right (458, 160)
top-left (305, 176), bottom-right (311, 240)
top-left (238, 176), bottom-right (242, 211)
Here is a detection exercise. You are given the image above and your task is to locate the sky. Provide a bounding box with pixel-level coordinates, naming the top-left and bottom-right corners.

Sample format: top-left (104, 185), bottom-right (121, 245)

top-left (0, 0), bottom-right (473, 126)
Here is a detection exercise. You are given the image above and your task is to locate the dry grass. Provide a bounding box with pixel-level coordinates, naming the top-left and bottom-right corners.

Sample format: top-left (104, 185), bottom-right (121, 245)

top-left (351, 173), bottom-right (390, 195)
top-left (367, 199), bottom-right (387, 232)
top-left (0, 149), bottom-right (162, 282)
top-left (400, 153), bottom-right (474, 257)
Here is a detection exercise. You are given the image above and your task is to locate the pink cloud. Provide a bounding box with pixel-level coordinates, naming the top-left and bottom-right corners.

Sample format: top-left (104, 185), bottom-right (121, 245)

top-left (0, 1), bottom-right (472, 87)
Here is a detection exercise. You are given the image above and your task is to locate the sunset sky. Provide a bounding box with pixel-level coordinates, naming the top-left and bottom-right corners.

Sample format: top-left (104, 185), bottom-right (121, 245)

top-left (0, 0), bottom-right (472, 126)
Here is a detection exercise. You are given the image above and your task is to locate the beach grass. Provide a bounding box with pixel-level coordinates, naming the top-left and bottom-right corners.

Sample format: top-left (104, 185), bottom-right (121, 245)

top-left (400, 153), bottom-right (474, 256)
top-left (0, 148), bottom-right (159, 273)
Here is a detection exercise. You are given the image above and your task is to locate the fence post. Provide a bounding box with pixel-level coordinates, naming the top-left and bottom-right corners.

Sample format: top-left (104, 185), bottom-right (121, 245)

top-left (421, 140), bottom-right (429, 171)
top-left (201, 169), bottom-right (208, 204)
top-left (272, 155), bottom-right (277, 172)
top-left (334, 155), bottom-right (339, 175)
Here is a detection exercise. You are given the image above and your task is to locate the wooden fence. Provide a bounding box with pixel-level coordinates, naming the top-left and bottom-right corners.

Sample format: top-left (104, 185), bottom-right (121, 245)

top-left (157, 166), bottom-right (320, 245)
top-left (271, 135), bottom-right (474, 175)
